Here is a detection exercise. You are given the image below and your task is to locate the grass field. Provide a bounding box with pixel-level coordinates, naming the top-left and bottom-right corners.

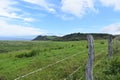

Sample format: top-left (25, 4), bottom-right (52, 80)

top-left (0, 40), bottom-right (119, 80)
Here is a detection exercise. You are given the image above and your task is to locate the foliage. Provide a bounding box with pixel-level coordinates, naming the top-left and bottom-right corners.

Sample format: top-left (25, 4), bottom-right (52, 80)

top-left (33, 35), bottom-right (57, 41)
top-left (16, 49), bottom-right (40, 58)
top-left (33, 33), bottom-right (112, 41)
top-left (0, 40), bottom-right (119, 80)
top-left (94, 39), bottom-right (120, 80)
top-left (100, 41), bottom-right (104, 44)
top-left (103, 57), bottom-right (120, 75)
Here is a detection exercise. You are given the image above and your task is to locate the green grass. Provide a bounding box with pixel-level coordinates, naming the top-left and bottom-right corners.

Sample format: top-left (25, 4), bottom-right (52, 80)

top-left (0, 40), bottom-right (119, 80)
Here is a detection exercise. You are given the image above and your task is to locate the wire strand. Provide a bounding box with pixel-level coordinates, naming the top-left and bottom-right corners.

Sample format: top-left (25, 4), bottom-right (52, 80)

top-left (14, 50), bottom-right (86, 80)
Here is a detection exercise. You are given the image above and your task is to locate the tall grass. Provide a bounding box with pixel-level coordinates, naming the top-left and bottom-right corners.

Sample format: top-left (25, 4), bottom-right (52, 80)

top-left (0, 40), bottom-right (119, 80)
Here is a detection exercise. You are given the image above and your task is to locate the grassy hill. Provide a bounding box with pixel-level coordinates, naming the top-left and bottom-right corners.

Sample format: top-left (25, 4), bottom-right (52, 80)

top-left (0, 39), bottom-right (120, 80)
top-left (33, 35), bottom-right (57, 41)
top-left (54, 33), bottom-right (111, 41)
top-left (33, 33), bottom-right (112, 41)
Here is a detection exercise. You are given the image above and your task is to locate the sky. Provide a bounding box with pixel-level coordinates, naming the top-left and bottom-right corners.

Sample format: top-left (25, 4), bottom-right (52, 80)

top-left (0, 0), bottom-right (120, 40)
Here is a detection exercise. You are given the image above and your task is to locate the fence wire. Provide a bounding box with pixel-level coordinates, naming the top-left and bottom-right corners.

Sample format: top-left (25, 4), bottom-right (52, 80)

top-left (14, 50), bottom-right (86, 80)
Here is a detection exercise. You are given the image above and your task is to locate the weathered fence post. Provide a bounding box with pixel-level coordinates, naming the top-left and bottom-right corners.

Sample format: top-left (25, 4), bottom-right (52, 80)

top-left (85, 35), bottom-right (94, 80)
top-left (108, 35), bottom-right (113, 58)
top-left (115, 36), bottom-right (119, 49)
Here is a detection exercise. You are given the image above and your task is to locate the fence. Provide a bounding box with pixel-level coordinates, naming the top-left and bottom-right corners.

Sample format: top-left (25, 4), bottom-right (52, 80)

top-left (14, 35), bottom-right (117, 80)
top-left (85, 35), bottom-right (118, 80)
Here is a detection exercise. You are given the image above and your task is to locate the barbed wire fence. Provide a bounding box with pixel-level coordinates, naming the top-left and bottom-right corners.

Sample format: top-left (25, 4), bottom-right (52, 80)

top-left (14, 35), bottom-right (114, 80)
top-left (14, 50), bottom-right (86, 80)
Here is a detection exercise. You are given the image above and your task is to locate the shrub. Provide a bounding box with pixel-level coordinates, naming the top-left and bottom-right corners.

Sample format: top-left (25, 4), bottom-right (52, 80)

top-left (16, 49), bottom-right (39, 58)
top-left (58, 47), bottom-right (64, 49)
top-left (100, 42), bottom-right (104, 44)
top-left (113, 48), bottom-right (120, 54)
top-left (16, 53), bottom-right (26, 58)
top-left (86, 45), bottom-right (88, 48)
top-left (103, 58), bottom-right (120, 75)
top-left (26, 49), bottom-right (39, 57)
top-left (71, 45), bottom-right (74, 47)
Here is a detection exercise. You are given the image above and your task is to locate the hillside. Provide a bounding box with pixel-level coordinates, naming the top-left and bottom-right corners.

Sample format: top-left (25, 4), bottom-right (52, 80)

top-left (33, 33), bottom-right (112, 41)
top-left (33, 35), bottom-right (57, 41)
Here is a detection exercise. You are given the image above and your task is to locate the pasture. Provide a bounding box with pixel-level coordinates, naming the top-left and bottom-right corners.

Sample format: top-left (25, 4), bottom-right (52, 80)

top-left (0, 40), bottom-right (119, 80)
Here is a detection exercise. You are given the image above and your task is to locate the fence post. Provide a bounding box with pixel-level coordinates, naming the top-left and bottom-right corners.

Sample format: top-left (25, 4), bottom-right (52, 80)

top-left (85, 35), bottom-right (94, 80)
top-left (108, 35), bottom-right (113, 58)
top-left (115, 36), bottom-right (119, 49)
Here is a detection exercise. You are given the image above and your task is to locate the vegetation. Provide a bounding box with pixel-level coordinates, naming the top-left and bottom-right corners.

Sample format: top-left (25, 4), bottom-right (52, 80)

top-left (0, 39), bottom-right (119, 80)
top-left (33, 35), bottom-right (57, 41)
top-left (33, 33), bottom-right (112, 41)
top-left (103, 57), bottom-right (120, 75)
top-left (15, 49), bottom-right (40, 58)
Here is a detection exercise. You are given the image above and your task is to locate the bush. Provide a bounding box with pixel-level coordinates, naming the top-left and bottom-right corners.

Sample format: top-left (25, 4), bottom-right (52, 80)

top-left (16, 49), bottom-right (39, 58)
top-left (100, 42), bottom-right (104, 44)
top-left (103, 58), bottom-right (120, 75)
top-left (71, 45), bottom-right (74, 47)
top-left (86, 45), bottom-right (88, 48)
top-left (113, 48), bottom-right (120, 54)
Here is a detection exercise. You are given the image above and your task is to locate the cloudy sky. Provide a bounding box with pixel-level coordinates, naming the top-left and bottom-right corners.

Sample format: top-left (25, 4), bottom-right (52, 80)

top-left (0, 0), bottom-right (120, 39)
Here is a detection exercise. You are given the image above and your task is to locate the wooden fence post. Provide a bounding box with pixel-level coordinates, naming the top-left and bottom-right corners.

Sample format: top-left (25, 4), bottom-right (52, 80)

top-left (115, 36), bottom-right (119, 49)
top-left (85, 35), bottom-right (94, 80)
top-left (108, 35), bottom-right (113, 58)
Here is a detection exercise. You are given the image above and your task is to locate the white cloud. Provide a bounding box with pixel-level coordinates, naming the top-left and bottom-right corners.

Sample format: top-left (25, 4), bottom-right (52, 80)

top-left (23, 0), bottom-right (47, 7)
top-left (23, 0), bottom-right (56, 13)
top-left (0, 0), bottom-right (36, 23)
top-left (48, 8), bottom-right (56, 13)
top-left (23, 18), bottom-right (35, 22)
top-left (0, 20), bottom-right (45, 37)
top-left (101, 23), bottom-right (120, 34)
top-left (61, 0), bottom-right (96, 17)
top-left (100, 0), bottom-right (120, 11)
top-left (60, 15), bottom-right (74, 20)
top-left (0, 0), bottom-right (47, 37)
top-left (0, 0), bottom-right (21, 19)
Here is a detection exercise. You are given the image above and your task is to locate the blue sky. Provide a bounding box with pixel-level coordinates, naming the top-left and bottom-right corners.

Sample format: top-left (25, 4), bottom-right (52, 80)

top-left (0, 0), bottom-right (120, 39)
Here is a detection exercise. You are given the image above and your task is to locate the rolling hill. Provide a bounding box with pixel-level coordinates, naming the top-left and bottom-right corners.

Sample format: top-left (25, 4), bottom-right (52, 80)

top-left (33, 33), bottom-right (112, 41)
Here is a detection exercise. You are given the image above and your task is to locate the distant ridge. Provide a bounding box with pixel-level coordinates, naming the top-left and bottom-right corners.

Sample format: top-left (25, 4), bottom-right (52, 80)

top-left (32, 35), bottom-right (58, 41)
top-left (33, 33), bottom-right (114, 41)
